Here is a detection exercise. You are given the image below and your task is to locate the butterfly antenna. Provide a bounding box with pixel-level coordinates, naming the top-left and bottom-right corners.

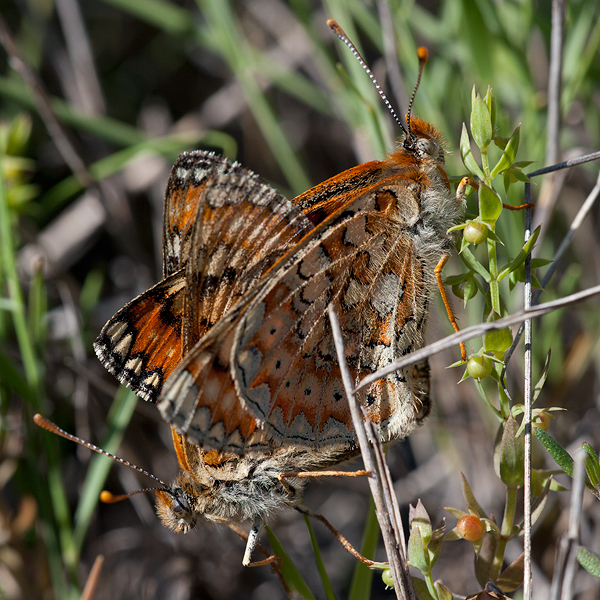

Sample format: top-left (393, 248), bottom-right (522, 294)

top-left (100, 488), bottom-right (165, 504)
top-left (327, 19), bottom-right (408, 136)
top-left (34, 413), bottom-right (168, 489)
top-left (406, 47), bottom-right (428, 141)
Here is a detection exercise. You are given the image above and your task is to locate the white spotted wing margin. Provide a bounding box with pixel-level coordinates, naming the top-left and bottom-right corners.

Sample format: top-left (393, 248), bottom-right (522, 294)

top-left (158, 176), bottom-right (439, 455)
top-left (94, 272), bottom-right (186, 403)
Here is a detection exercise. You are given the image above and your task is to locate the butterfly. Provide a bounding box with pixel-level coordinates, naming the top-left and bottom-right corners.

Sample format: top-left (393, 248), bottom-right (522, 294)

top-left (92, 21), bottom-right (466, 565)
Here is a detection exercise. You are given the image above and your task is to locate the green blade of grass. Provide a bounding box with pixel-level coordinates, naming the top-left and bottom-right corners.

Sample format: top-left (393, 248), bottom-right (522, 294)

top-left (348, 497), bottom-right (379, 600)
top-left (303, 514), bottom-right (336, 600)
top-left (266, 525), bottom-right (316, 600)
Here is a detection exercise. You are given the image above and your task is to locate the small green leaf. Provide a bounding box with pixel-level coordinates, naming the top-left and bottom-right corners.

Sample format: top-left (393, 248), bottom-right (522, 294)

top-left (408, 525), bottom-right (430, 574)
top-left (461, 274), bottom-right (479, 305)
top-left (471, 94), bottom-right (493, 150)
top-left (496, 553), bottom-right (524, 592)
top-left (497, 226), bottom-right (541, 281)
top-left (442, 507), bottom-right (468, 520)
top-left (412, 577), bottom-right (435, 600)
top-left (460, 473), bottom-right (488, 518)
top-left (583, 442), bottom-right (600, 489)
top-left (474, 532), bottom-right (497, 588)
top-left (459, 246), bottom-right (491, 282)
top-left (479, 183), bottom-right (502, 224)
top-left (443, 529), bottom-right (462, 541)
top-left (532, 350), bottom-right (551, 402)
top-left (460, 123), bottom-right (485, 179)
top-left (427, 521), bottom-right (446, 567)
top-left (534, 428), bottom-right (574, 476)
top-left (490, 124), bottom-right (520, 178)
top-left (435, 581), bottom-right (453, 600)
top-left (508, 166), bottom-right (531, 183)
top-left (577, 547), bottom-right (600, 578)
top-left (484, 86), bottom-right (496, 131)
top-left (409, 500), bottom-right (432, 546)
top-left (444, 272), bottom-right (470, 285)
top-left (484, 325), bottom-right (513, 359)
top-left (498, 414), bottom-right (525, 488)
top-left (531, 258), bottom-right (552, 268)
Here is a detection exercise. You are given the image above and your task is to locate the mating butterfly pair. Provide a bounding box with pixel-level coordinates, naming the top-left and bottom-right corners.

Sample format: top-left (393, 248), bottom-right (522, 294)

top-left (90, 22), bottom-right (467, 565)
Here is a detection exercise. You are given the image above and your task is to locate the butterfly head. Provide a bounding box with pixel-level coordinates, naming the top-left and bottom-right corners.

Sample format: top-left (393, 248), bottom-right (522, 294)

top-left (155, 478), bottom-right (199, 533)
top-left (403, 116), bottom-right (445, 164)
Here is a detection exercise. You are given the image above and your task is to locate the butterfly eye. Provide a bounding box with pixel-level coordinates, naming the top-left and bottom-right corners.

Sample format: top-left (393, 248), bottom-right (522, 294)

top-left (156, 485), bottom-right (197, 533)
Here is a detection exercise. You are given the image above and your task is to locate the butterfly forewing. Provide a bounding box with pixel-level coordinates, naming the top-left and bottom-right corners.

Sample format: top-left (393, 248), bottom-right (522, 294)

top-left (163, 151), bottom-right (242, 276)
top-left (183, 162), bottom-right (314, 352)
top-left (94, 272), bottom-right (186, 402)
top-left (95, 151), bottom-right (313, 404)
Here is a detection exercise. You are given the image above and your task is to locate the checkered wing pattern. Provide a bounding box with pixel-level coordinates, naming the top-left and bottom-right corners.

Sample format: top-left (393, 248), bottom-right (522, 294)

top-left (158, 172), bottom-right (434, 453)
top-left (94, 151), bottom-right (313, 403)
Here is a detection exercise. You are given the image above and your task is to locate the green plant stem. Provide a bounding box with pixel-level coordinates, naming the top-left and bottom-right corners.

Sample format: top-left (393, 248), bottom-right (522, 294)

top-left (481, 146), bottom-right (490, 179)
top-left (487, 237), bottom-right (501, 314)
top-left (492, 485), bottom-right (518, 580)
top-left (424, 571), bottom-right (439, 600)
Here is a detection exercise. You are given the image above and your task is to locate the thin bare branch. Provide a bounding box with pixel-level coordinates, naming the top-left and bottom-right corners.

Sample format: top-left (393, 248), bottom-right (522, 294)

top-left (528, 150), bottom-right (600, 177)
top-left (523, 195), bottom-right (534, 600)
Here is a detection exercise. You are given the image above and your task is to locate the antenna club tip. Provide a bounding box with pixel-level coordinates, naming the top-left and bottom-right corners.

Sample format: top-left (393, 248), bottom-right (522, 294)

top-left (100, 490), bottom-right (118, 504)
top-left (33, 413), bottom-right (53, 432)
top-left (327, 18), bottom-right (345, 39)
top-left (417, 47), bottom-right (428, 63)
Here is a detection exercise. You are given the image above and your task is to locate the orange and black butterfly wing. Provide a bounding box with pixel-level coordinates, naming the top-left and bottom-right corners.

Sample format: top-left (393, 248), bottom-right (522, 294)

top-left (95, 151), bottom-right (314, 402)
top-left (181, 154), bottom-right (314, 352)
top-left (158, 169), bottom-right (434, 453)
top-left (93, 272), bottom-right (186, 402)
top-left (94, 151), bottom-right (229, 402)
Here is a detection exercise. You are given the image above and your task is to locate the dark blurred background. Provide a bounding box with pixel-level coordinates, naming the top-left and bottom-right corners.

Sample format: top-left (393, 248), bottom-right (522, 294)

top-left (1, 0), bottom-right (600, 598)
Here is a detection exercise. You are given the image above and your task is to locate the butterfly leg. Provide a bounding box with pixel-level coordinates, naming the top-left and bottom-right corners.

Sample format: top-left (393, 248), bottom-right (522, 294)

top-left (295, 506), bottom-right (375, 565)
top-left (502, 201), bottom-right (535, 210)
top-left (279, 469), bottom-right (371, 480)
top-left (435, 254), bottom-right (467, 361)
top-left (242, 518), bottom-right (265, 567)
